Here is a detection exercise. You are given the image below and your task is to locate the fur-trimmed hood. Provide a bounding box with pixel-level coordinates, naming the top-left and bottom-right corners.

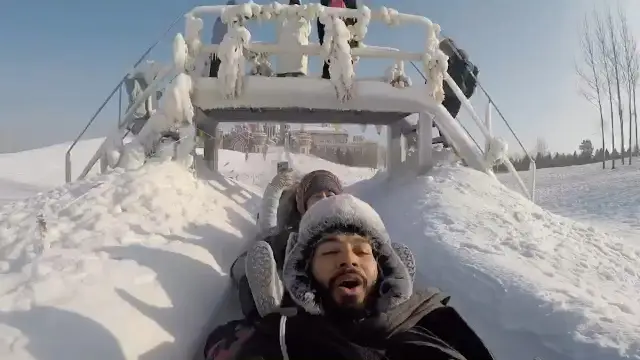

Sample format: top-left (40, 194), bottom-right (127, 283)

top-left (283, 194), bottom-right (413, 315)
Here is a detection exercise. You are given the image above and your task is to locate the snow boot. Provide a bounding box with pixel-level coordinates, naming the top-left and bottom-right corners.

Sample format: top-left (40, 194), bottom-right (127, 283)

top-left (245, 241), bottom-right (284, 317)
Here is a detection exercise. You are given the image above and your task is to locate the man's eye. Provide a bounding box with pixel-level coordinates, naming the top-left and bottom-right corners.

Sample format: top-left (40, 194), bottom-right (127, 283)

top-left (354, 247), bottom-right (372, 256)
top-left (321, 250), bottom-right (339, 256)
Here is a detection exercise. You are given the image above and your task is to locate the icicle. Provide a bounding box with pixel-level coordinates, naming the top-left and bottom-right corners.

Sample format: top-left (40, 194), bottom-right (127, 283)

top-left (375, 125), bottom-right (383, 135)
top-left (173, 33), bottom-right (188, 72)
top-left (360, 124), bottom-right (367, 133)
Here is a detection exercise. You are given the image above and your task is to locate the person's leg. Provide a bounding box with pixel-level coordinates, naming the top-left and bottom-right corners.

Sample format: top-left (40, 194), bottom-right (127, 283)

top-left (322, 62), bottom-right (330, 79)
top-left (442, 95), bottom-right (462, 119)
top-left (209, 55), bottom-right (221, 78)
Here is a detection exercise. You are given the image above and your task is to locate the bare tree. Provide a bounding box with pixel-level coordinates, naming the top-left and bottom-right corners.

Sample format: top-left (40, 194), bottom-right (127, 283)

top-left (577, 15), bottom-right (607, 168)
top-left (594, 11), bottom-right (617, 169)
top-left (606, 9), bottom-right (626, 164)
top-left (535, 137), bottom-right (548, 157)
top-left (631, 57), bottom-right (638, 158)
top-left (618, 7), bottom-right (637, 164)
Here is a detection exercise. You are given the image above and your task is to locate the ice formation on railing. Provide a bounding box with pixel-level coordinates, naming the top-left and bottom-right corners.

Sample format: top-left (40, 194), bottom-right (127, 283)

top-left (184, 14), bottom-right (204, 73)
top-left (117, 73), bottom-right (195, 170)
top-left (484, 137), bottom-right (509, 168)
top-left (247, 50), bottom-right (274, 76)
top-left (174, 33), bottom-right (189, 73)
top-left (386, 61), bottom-right (412, 88)
top-left (422, 27), bottom-right (447, 103)
top-left (320, 13), bottom-right (355, 101)
top-left (182, 2), bottom-right (449, 103)
top-left (351, 5), bottom-right (371, 42)
top-left (217, 10), bottom-right (251, 98)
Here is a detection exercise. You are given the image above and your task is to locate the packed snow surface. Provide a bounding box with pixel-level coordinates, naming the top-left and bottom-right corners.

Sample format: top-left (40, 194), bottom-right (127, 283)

top-left (351, 166), bottom-right (640, 360)
top-left (1, 140), bottom-right (639, 360)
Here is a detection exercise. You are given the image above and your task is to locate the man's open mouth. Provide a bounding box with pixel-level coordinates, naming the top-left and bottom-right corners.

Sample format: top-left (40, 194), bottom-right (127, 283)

top-left (336, 274), bottom-right (364, 291)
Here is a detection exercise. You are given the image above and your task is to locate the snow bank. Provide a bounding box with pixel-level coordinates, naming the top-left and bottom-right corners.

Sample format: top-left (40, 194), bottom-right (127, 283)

top-left (350, 166), bottom-right (640, 360)
top-left (0, 162), bottom-right (259, 360)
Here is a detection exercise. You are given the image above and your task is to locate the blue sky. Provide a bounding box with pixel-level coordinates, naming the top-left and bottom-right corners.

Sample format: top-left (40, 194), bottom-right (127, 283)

top-left (1, 0), bottom-right (639, 155)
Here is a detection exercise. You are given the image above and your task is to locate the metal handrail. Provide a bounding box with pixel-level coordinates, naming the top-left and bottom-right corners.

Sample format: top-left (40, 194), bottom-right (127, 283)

top-left (64, 13), bottom-right (184, 183)
top-left (76, 65), bottom-right (177, 181)
top-left (409, 60), bottom-right (535, 200)
top-left (434, 35), bottom-right (535, 165)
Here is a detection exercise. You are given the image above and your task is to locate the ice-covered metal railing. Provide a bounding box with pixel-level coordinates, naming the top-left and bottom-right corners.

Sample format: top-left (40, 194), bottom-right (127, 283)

top-left (76, 65), bottom-right (177, 181)
top-left (438, 40), bottom-right (536, 201)
top-left (185, 3), bottom-right (448, 101)
top-left (410, 59), bottom-right (536, 201)
top-left (64, 14), bottom-right (183, 183)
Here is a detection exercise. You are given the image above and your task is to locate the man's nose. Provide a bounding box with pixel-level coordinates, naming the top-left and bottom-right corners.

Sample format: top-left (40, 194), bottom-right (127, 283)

top-left (337, 247), bottom-right (359, 268)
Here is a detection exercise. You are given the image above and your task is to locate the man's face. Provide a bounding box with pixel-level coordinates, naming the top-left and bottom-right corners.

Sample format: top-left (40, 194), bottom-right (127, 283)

top-left (310, 233), bottom-right (379, 310)
top-left (306, 190), bottom-right (336, 210)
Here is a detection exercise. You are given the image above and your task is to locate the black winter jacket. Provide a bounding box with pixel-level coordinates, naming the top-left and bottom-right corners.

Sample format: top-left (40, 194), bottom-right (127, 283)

top-left (234, 289), bottom-right (495, 360)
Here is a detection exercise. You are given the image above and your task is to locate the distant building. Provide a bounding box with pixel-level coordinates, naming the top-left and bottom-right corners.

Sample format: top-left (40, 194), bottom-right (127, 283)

top-left (219, 123), bottom-right (382, 168)
top-left (291, 125), bottom-right (381, 168)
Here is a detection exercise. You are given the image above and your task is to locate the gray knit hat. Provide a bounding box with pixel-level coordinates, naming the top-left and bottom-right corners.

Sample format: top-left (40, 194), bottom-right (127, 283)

top-left (283, 194), bottom-right (413, 315)
top-left (295, 170), bottom-right (343, 214)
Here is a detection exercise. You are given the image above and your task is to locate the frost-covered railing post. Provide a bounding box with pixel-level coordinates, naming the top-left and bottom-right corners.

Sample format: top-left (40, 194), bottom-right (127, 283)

top-left (442, 66), bottom-right (533, 200)
top-left (485, 101), bottom-right (492, 155)
top-left (65, 14), bottom-right (184, 182)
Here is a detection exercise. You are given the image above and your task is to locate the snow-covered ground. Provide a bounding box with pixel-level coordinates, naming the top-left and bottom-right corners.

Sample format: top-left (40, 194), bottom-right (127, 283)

top-left (0, 145), bottom-right (373, 360)
top-left (0, 161), bottom-right (260, 360)
top-left (499, 161), bottom-right (640, 242)
top-left (0, 139), bottom-right (103, 207)
top-left (352, 166), bottom-right (640, 360)
top-left (0, 141), bottom-right (639, 360)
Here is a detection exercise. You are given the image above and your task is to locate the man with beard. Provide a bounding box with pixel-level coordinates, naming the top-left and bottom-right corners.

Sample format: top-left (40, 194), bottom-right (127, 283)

top-left (214, 194), bottom-right (495, 360)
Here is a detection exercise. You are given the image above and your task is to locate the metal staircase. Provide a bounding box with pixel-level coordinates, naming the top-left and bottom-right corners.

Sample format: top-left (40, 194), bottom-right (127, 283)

top-left (64, 15), bottom-right (183, 183)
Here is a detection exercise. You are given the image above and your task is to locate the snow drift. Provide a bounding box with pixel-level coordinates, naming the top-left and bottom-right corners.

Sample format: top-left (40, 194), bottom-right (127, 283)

top-left (351, 165), bottom-right (640, 360)
top-left (0, 162), bottom-right (259, 360)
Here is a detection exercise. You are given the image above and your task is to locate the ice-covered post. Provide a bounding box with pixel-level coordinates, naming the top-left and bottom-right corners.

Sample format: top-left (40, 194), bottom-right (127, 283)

top-left (529, 160), bottom-right (536, 202)
top-left (99, 153), bottom-right (108, 173)
top-left (420, 17), bottom-right (446, 106)
top-left (216, 3), bottom-right (252, 99)
top-left (484, 101), bottom-right (492, 155)
top-left (387, 123), bottom-right (402, 175)
top-left (417, 112), bottom-right (433, 174)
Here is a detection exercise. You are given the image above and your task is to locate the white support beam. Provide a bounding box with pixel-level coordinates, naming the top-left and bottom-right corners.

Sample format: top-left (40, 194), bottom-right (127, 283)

top-left (387, 123), bottom-right (403, 176)
top-left (417, 112), bottom-right (433, 174)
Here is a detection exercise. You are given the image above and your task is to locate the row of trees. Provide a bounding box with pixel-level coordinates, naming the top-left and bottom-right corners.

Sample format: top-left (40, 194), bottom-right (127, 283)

top-left (576, 5), bottom-right (638, 169)
top-left (495, 138), bottom-right (640, 172)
